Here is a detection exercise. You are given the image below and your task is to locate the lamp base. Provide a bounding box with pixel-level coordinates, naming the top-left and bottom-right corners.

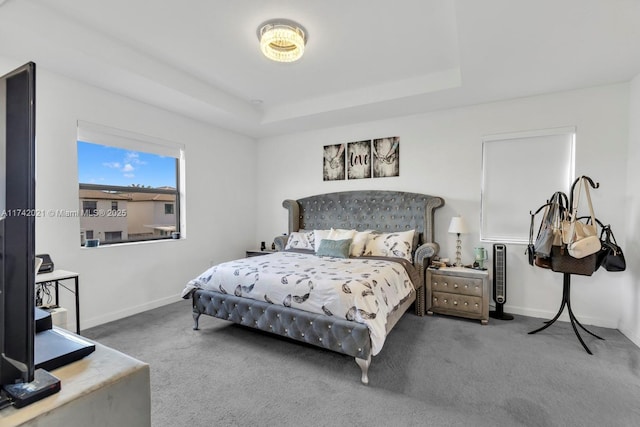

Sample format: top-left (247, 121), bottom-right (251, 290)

top-left (454, 235), bottom-right (462, 267)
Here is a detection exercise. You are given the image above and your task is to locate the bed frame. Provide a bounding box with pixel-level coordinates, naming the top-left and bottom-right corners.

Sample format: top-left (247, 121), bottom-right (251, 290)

top-left (191, 190), bottom-right (444, 384)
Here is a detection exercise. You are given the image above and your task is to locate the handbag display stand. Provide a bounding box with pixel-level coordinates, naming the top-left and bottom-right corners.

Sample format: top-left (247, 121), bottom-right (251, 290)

top-left (528, 176), bottom-right (604, 354)
top-left (528, 272), bottom-right (604, 354)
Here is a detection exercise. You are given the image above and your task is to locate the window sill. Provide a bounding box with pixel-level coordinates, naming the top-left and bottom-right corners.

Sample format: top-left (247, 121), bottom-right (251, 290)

top-left (81, 237), bottom-right (184, 249)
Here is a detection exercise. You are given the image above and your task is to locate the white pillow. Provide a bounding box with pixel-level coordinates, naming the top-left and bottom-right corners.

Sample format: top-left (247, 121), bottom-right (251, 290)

top-left (313, 229), bottom-right (332, 252)
top-left (363, 229), bottom-right (415, 261)
top-left (285, 231), bottom-right (315, 251)
top-left (327, 228), bottom-right (358, 256)
top-left (327, 228), bottom-right (357, 241)
top-left (350, 230), bottom-right (371, 257)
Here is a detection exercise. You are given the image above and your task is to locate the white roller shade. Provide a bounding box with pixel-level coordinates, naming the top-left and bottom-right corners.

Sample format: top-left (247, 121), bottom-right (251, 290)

top-left (77, 120), bottom-right (183, 158)
top-left (481, 127), bottom-right (575, 244)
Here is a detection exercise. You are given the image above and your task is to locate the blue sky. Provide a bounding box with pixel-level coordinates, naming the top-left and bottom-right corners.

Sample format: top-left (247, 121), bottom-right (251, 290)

top-left (77, 141), bottom-right (176, 188)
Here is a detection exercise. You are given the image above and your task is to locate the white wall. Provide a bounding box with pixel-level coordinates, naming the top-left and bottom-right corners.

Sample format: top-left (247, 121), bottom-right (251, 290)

top-left (6, 62), bottom-right (258, 330)
top-left (256, 83), bottom-right (631, 328)
top-left (621, 73), bottom-right (640, 346)
top-left (4, 57), bottom-right (635, 337)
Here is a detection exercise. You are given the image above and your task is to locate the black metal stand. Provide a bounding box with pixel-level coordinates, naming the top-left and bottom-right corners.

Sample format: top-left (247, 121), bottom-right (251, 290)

top-left (528, 272), bottom-right (604, 354)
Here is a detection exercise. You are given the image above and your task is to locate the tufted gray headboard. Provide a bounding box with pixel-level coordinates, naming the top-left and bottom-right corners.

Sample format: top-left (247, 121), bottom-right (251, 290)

top-left (281, 190), bottom-right (445, 246)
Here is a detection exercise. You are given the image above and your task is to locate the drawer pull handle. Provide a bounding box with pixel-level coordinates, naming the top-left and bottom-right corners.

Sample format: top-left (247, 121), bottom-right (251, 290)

top-left (453, 301), bottom-right (458, 305)
top-left (443, 299), bottom-right (448, 303)
top-left (454, 284), bottom-right (459, 288)
top-left (464, 302), bottom-right (468, 306)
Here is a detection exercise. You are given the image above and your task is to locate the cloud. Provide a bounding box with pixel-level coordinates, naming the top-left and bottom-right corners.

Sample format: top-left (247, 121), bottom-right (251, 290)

top-left (125, 151), bottom-right (146, 165)
top-left (123, 173), bottom-right (135, 178)
top-left (102, 162), bottom-right (121, 168)
top-left (122, 164), bottom-right (134, 172)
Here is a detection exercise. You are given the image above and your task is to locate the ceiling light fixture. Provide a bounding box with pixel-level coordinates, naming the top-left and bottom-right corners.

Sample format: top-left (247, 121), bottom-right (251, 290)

top-left (257, 19), bottom-right (307, 63)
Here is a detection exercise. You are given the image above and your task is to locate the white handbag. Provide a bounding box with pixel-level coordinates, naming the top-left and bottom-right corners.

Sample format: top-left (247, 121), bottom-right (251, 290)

top-left (566, 177), bottom-right (601, 259)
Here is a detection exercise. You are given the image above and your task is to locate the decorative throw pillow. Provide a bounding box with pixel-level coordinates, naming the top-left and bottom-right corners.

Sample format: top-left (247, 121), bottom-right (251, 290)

top-left (350, 230), bottom-right (372, 257)
top-left (313, 229), bottom-right (332, 252)
top-left (316, 239), bottom-right (352, 259)
top-left (363, 229), bottom-right (415, 261)
top-left (285, 231), bottom-right (315, 251)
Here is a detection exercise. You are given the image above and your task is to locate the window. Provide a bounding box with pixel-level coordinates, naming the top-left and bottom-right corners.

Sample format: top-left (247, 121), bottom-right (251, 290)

top-left (481, 127), bottom-right (575, 243)
top-left (104, 231), bottom-right (122, 242)
top-left (86, 230), bottom-right (94, 240)
top-left (82, 201), bottom-right (97, 216)
top-left (77, 121), bottom-right (185, 246)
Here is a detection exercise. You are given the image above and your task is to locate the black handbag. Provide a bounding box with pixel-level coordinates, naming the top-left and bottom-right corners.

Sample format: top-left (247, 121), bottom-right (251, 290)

top-left (598, 225), bottom-right (626, 272)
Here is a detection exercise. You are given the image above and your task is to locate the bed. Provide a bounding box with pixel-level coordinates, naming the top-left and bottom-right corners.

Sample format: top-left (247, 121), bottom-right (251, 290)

top-left (183, 190), bottom-right (444, 384)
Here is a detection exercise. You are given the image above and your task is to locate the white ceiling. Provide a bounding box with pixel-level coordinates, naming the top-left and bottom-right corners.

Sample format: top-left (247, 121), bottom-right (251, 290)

top-left (1, 0), bottom-right (639, 138)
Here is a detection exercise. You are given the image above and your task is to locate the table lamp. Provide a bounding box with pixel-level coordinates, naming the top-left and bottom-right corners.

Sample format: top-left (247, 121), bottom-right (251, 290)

top-left (448, 216), bottom-right (468, 267)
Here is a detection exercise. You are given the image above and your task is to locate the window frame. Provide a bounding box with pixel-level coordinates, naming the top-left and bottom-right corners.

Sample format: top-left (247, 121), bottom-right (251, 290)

top-left (480, 126), bottom-right (576, 243)
top-left (82, 200), bottom-right (98, 217)
top-left (76, 121), bottom-right (185, 247)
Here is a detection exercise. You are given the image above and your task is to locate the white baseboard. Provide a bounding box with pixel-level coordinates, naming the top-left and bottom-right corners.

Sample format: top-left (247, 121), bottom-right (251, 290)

top-left (618, 325), bottom-right (640, 349)
top-left (490, 303), bottom-right (619, 329)
top-left (84, 297), bottom-right (640, 349)
top-left (82, 293), bottom-right (183, 330)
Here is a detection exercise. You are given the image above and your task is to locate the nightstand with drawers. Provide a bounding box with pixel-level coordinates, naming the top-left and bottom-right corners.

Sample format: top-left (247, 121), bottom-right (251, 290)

top-left (426, 267), bottom-right (490, 325)
top-left (245, 249), bottom-right (277, 257)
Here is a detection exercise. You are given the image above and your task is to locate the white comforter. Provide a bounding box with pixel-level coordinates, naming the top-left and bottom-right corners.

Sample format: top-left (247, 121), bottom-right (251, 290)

top-left (182, 252), bottom-right (415, 355)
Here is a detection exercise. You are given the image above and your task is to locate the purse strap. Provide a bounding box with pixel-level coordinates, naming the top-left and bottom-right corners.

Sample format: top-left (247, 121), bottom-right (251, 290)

top-left (600, 225), bottom-right (619, 246)
top-left (567, 177), bottom-right (583, 243)
top-left (583, 177), bottom-right (597, 227)
top-left (567, 176), bottom-right (597, 244)
top-left (550, 191), bottom-right (568, 230)
top-left (529, 202), bottom-right (551, 245)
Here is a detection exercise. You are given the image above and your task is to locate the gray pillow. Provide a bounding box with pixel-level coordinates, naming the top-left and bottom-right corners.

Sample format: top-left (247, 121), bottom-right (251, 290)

top-left (316, 239), bottom-right (352, 258)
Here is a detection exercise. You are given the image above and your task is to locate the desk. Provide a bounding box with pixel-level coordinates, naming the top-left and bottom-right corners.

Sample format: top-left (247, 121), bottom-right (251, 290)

top-left (36, 270), bottom-right (80, 335)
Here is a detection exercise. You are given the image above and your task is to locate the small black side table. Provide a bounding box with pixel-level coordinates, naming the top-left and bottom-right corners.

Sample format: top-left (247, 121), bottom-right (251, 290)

top-left (528, 272), bottom-right (604, 354)
top-left (36, 270), bottom-right (81, 335)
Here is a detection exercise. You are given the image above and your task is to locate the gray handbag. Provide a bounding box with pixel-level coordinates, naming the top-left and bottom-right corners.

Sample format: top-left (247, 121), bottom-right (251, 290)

top-left (534, 192), bottom-right (567, 258)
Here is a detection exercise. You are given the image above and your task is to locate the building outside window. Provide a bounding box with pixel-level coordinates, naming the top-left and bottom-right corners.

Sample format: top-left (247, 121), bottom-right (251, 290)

top-left (104, 231), bottom-right (123, 242)
top-left (82, 200), bottom-right (97, 216)
top-left (77, 121), bottom-right (184, 246)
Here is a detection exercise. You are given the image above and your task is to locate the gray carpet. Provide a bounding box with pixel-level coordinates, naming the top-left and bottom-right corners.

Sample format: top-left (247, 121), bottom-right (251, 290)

top-left (84, 300), bottom-right (640, 427)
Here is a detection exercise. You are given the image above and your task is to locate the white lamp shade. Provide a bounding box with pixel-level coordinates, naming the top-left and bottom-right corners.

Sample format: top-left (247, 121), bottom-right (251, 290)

top-left (448, 216), bottom-right (468, 234)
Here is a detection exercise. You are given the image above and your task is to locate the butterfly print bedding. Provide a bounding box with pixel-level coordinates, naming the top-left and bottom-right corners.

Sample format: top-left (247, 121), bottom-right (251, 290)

top-left (183, 251), bottom-right (417, 354)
